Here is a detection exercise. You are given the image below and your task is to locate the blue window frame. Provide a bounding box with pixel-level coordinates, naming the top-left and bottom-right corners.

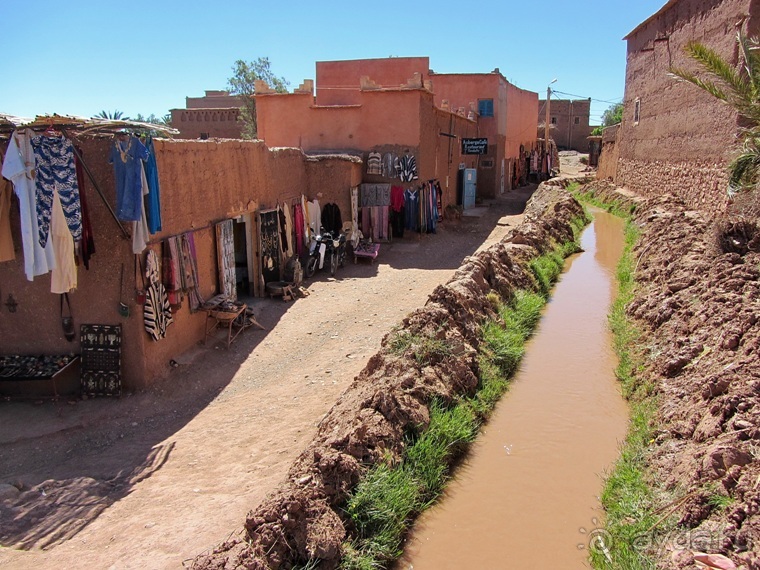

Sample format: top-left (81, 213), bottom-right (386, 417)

top-left (478, 99), bottom-right (494, 117)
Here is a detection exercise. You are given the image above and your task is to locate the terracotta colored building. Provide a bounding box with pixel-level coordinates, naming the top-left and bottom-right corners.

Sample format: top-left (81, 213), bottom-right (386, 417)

top-left (537, 98), bottom-right (591, 152)
top-left (255, 57), bottom-right (539, 201)
top-left (0, 133), bottom-right (360, 391)
top-left (170, 90), bottom-right (243, 140)
top-left (609, 0), bottom-right (759, 213)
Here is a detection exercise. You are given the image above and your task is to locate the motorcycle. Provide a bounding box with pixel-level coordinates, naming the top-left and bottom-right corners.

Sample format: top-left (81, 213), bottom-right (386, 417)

top-left (305, 228), bottom-right (346, 277)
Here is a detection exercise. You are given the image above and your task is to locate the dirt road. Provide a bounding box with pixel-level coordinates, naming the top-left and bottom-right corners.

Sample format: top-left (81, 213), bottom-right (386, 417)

top-left (0, 186), bottom-right (535, 569)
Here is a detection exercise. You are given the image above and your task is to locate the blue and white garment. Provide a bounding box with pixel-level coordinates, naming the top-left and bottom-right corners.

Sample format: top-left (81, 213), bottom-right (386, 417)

top-left (397, 154), bottom-right (418, 182)
top-left (30, 135), bottom-right (82, 248)
top-left (109, 136), bottom-right (150, 222)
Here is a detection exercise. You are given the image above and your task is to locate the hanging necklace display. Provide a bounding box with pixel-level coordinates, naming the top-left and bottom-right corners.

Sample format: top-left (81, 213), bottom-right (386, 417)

top-left (117, 137), bottom-right (132, 163)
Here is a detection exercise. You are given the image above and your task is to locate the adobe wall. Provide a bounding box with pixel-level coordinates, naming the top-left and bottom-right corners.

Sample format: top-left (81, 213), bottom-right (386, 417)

top-left (170, 108), bottom-right (242, 140)
top-left (316, 57), bottom-right (431, 105)
top-left (0, 137), bottom-right (361, 391)
top-left (617, 158), bottom-right (729, 213)
top-left (597, 125), bottom-right (620, 181)
top-left (256, 89), bottom-right (425, 152)
top-left (505, 82), bottom-right (539, 159)
top-left (618, 0), bottom-right (756, 211)
top-left (539, 99), bottom-right (591, 152)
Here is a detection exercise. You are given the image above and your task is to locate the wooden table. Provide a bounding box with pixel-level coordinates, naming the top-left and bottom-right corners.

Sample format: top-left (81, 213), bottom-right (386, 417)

top-left (204, 304), bottom-right (248, 349)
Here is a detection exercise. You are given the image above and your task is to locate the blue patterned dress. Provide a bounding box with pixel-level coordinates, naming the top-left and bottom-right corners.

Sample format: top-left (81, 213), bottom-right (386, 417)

top-left (30, 135), bottom-right (82, 248)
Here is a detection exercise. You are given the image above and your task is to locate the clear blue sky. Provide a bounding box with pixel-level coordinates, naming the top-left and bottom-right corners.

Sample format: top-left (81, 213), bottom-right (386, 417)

top-left (1, 0), bottom-right (666, 125)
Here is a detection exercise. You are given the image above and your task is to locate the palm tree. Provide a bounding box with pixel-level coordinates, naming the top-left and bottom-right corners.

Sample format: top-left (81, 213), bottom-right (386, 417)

top-left (95, 109), bottom-right (130, 121)
top-left (670, 31), bottom-right (760, 197)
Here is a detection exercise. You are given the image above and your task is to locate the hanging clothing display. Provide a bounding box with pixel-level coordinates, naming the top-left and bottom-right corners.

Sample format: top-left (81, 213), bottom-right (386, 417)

top-left (143, 136), bottom-right (162, 233)
top-left (321, 202), bottom-right (343, 235)
top-left (49, 190), bottom-right (77, 294)
top-left (390, 185), bottom-right (405, 239)
top-left (282, 203), bottom-right (295, 259)
top-left (31, 133), bottom-right (83, 248)
top-left (404, 188), bottom-right (420, 232)
top-left (109, 135), bottom-right (149, 222)
top-left (397, 154), bottom-right (419, 182)
top-left (1, 130), bottom-right (56, 279)
top-left (0, 151), bottom-right (15, 263)
top-left (132, 162), bottom-right (151, 254)
top-left (307, 198), bottom-right (321, 236)
top-left (293, 202), bottom-right (305, 258)
top-left (277, 207), bottom-right (289, 257)
top-left (163, 239), bottom-right (182, 307)
top-left (181, 233), bottom-right (204, 312)
top-left (74, 146), bottom-right (96, 270)
top-left (366, 151), bottom-right (382, 175)
top-left (360, 183), bottom-right (391, 207)
top-left (216, 219), bottom-right (236, 301)
top-left (143, 249), bottom-right (173, 341)
top-left (382, 152), bottom-right (398, 178)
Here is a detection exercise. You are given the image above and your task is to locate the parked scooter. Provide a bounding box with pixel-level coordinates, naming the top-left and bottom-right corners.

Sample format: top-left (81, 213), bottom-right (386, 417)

top-left (305, 228), bottom-right (346, 277)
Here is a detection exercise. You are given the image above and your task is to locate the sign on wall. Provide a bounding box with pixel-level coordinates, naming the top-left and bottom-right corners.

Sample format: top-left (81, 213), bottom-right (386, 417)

top-left (461, 138), bottom-right (489, 155)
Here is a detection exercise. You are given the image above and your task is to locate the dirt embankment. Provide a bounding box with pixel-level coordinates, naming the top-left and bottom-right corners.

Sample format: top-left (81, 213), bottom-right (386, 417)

top-left (191, 184), bottom-right (586, 569)
top-left (582, 180), bottom-right (760, 569)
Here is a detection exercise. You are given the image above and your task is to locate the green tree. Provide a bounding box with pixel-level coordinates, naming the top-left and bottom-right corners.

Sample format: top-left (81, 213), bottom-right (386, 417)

top-left (134, 113), bottom-right (172, 127)
top-left (670, 31), bottom-right (760, 197)
top-left (228, 57), bottom-right (289, 139)
top-left (591, 103), bottom-right (623, 135)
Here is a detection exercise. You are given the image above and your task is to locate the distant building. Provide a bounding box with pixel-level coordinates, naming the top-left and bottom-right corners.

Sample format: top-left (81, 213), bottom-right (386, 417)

top-left (255, 57), bottom-right (539, 199)
top-left (537, 98), bottom-right (591, 152)
top-left (602, 0), bottom-right (756, 213)
top-left (170, 90), bottom-right (242, 140)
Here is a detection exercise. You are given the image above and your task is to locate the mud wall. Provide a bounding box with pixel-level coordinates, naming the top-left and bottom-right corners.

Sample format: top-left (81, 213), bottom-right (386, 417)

top-left (617, 157), bottom-right (730, 213)
top-left (617, 0), bottom-right (757, 211)
top-left (0, 137), bottom-right (361, 390)
top-left (597, 124), bottom-right (620, 182)
top-left (192, 182), bottom-right (586, 569)
top-left (539, 99), bottom-right (592, 152)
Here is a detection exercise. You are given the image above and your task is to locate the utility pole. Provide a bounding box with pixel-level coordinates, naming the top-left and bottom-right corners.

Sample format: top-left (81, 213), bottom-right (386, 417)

top-left (545, 79), bottom-right (557, 178)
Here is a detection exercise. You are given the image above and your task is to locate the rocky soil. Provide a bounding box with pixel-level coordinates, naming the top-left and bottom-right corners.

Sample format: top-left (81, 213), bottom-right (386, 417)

top-left (191, 183), bottom-right (586, 569)
top-left (582, 180), bottom-right (760, 570)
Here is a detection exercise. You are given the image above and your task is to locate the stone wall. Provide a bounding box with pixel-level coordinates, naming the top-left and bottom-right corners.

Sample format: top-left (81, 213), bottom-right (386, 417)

top-left (617, 157), bottom-right (729, 213)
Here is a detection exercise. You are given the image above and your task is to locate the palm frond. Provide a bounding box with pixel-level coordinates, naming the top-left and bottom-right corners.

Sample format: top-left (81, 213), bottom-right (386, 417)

top-left (668, 68), bottom-right (728, 101)
top-left (684, 41), bottom-right (753, 101)
top-left (737, 31), bottom-right (760, 97)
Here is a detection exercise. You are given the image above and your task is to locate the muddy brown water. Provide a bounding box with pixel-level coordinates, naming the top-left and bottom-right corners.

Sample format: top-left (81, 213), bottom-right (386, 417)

top-left (397, 209), bottom-right (629, 569)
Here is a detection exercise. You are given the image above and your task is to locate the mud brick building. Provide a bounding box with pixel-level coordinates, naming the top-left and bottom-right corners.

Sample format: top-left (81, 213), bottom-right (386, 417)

top-left (170, 90), bottom-right (242, 140)
top-left (255, 57), bottom-right (538, 200)
top-left (601, 0), bottom-right (759, 213)
top-left (537, 98), bottom-right (592, 152)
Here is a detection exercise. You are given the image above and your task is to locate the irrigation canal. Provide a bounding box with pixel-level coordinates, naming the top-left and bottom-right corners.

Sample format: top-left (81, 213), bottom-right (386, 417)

top-left (397, 208), bottom-right (629, 569)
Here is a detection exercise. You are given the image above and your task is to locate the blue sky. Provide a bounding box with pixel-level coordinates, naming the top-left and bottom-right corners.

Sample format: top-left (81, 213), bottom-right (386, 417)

top-left (1, 0), bottom-right (666, 125)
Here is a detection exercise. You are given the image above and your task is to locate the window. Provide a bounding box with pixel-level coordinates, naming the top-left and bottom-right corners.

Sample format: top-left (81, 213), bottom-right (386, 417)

top-left (478, 99), bottom-right (494, 117)
top-left (200, 132), bottom-right (209, 140)
top-left (551, 116), bottom-right (557, 124)
top-left (634, 98), bottom-right (641, 124)
top-left (574, 117), bottom-right (580, 124)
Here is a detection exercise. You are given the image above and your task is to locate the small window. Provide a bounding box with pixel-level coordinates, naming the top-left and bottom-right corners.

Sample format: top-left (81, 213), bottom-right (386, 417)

top-left (478, 99), bottom-right (494, 117)
top-left (574, 117), bottom-right (580, 124)
top-left (551, 116), bottom-right (557, 125)
top-left (634, 98), bottom-right (641, 124)
top-left (200, 132), bottom-right (209, 140)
